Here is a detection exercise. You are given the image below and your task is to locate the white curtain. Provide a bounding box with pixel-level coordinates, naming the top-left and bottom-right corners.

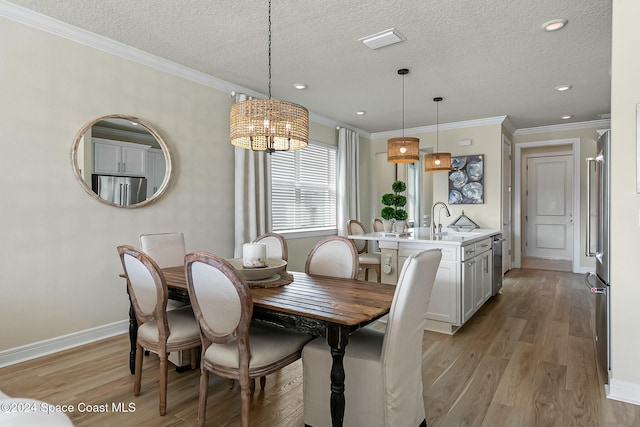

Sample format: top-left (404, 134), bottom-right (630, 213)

top-left (234, 147), bottom-right (271, 257)
top-left (337, 127), bottom-right (360, 236)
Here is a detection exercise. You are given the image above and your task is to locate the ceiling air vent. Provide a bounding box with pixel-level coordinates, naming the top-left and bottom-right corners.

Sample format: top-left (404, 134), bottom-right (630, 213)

top-left (359, 28), bottom-right (406, 50)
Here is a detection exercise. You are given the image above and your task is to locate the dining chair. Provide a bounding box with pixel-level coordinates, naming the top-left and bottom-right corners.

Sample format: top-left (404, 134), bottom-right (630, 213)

top-left (372, 217), bottom-right (384, 232)
top-left (117, 245), bottom-right (201, 416)
top-left (185, 251), bottom-right (313, 427)
top-left (305, 236), bottom-right (359, 279)
top-left (140, 232), bottom-right (189, 311)
top-left (348, 219), bottom-right (382, 282)
top-left (302, 249), bottom-right (442, 427)
top-left (253, 232), bottom-right (288, 261)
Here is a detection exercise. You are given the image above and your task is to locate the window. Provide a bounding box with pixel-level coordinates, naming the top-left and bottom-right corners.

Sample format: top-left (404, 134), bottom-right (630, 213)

top-left (271, 142), bottom-right (337, 233)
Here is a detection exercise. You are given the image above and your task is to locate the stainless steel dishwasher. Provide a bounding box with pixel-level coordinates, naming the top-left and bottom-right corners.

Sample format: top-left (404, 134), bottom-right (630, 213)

top-left (492, 235), bottom-right (505, 295)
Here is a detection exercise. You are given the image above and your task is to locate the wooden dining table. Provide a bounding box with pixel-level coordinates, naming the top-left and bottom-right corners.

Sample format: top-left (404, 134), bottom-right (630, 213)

top-left (123, 266), bottom-right (395, 427)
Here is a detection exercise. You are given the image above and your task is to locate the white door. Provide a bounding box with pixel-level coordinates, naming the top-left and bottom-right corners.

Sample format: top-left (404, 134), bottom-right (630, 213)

top-left (501, 137), bottom-right (512, 273)
top-left (525, 155), bottom-right (573, 259)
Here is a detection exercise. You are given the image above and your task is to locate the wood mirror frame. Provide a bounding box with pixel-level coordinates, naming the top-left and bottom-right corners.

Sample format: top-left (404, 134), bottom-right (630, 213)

top-left (71, 114), bottom-right (173, 208)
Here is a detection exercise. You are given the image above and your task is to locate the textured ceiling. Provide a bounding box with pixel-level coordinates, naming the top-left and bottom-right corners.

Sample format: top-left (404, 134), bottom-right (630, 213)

top-left (5, 0), bottom-right (612, 133)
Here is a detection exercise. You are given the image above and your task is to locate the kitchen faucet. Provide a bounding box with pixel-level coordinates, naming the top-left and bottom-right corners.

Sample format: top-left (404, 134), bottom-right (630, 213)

top-left (431, 201), bottom-right (451, 234)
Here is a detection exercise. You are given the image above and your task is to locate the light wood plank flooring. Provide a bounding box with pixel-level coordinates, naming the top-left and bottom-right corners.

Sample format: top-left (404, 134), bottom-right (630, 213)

top-left (1, 268), bottom-right (639, 426)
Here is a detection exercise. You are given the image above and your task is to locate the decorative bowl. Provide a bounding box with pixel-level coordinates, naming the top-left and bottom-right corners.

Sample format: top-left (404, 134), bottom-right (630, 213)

top-left (227, 258), bottom-right (287, 281)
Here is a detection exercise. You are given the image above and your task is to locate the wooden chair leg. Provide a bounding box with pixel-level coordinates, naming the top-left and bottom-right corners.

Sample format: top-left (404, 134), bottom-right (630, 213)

top-left (260, 376), bottom-right (266, 390)
top-left (159, 353), bottom-right (168, 416)
top-left (240, 378), bottom-right (251, 427)
top-left (375, 264), bottom-right (381, 282)
top-left (134, 343), bottom-right (143, 396)
top-left (250, 378), bottom-right (256, 394)
top-left (190, 347), bottom-right (198, 369)
top-left (365, 268), bottom-right (369, 281)
top-left (228, 379), bottom-right (235, 389)
top-left (198, 369), bottom-right (209, 427)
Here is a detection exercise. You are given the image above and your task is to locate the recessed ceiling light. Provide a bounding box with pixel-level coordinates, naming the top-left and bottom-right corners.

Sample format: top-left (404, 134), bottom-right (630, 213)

top-left (293, 83), bottom-right (307, 90)
top-left (555, 84), bottom-right (572, 92)
top-left (359, 28), bottom-right (406, 50)
top-left (542, 19), bottom-right (568, 32)
top-left (561, 115), bottom-right (573, 120)
top-left (356, 111), bottom-right (366, 115)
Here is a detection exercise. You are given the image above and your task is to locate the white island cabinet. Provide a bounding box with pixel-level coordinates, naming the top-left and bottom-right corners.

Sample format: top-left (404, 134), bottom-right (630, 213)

top-left (349, 227), bottom-right (501, 334)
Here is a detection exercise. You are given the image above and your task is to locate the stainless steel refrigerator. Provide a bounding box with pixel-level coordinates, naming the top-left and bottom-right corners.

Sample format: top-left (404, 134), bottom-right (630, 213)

top-left (92, 174), bottom-right (147, 206)
top-left (586, 130), bottom-right (610, 384)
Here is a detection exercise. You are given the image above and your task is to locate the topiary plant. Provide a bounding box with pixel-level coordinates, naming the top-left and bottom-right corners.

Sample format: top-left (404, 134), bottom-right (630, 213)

top-left (381, 180), bottom-right (408, 221)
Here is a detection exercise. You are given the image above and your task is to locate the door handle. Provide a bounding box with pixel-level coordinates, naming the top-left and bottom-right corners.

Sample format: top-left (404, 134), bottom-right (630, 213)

top-left (585, 157), bottom-right (595, 257)
top-left (584, 272), bottom-right (605, 294)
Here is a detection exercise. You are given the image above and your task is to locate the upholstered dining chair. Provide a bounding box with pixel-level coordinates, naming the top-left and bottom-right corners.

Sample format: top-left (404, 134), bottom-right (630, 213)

top-left (305, 236), bottom-right (359, 279)
top-left (140, 232), bottom-right (189, 311)
top-left (116, 245), bottom-right (201, 416)
top-left (185, 252), bottom-right (313, 427)
top-left (372, 217), bottom-right (384, 232)
top-left (253, 232), bottom-right (288, 261)
top-left (348, 219), bottom-right (382, 282)
top-left (302, 249), bottom-right (442, 427)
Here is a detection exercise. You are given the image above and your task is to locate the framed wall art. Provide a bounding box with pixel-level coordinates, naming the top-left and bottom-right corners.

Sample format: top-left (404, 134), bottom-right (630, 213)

top-left (448, 154), bottom-right (484, 204)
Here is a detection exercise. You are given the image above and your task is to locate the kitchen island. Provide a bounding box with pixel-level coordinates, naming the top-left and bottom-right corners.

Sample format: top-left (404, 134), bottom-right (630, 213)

top-left (349, 227), bottom-right (501, 334)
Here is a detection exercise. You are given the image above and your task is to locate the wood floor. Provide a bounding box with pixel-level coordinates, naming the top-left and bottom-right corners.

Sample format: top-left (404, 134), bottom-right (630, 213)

top-left (2, 268), bottom-right (639, 426)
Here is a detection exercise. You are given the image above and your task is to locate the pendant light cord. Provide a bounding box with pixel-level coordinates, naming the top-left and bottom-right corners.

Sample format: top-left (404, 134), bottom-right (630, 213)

top-left (401, 72), bottom-right (405, 138)
top-left (268, 0), bottom-right (272, 100)
top-left (436, 100), bottom-right (438, 151)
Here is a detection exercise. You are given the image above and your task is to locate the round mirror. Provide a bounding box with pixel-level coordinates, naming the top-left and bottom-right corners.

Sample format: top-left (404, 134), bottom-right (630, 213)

top-left (71, 114), bottom-right (173, 208)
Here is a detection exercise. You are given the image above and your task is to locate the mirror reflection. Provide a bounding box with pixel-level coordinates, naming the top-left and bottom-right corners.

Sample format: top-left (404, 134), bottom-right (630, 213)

top-left (71, 114), bottom-right (172, 208)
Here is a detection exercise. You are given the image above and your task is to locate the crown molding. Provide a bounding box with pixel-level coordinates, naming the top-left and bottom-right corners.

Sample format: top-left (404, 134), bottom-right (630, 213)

top-left (371, 115), bottom-right (507, 140)
top-left (513, 119), bottom-right (611, 136)
top-left (501, 116), bottom-right (516, 135)
top-left (0, 1), bottom-right (361, 135)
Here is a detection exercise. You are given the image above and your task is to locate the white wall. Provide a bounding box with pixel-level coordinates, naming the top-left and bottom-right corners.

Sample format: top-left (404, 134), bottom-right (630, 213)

top-left (609, 0), bottom-right (640, 402)
top-left (369, 122), bottom-right (504, 230)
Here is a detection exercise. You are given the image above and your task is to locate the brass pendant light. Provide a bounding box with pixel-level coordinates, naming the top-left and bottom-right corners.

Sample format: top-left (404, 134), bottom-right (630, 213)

top-left (229, 0), bottom-right (309, 153)
top-left (424, 97), bottom-right (452, 172)
top-left (388, 68), bottom-right (419, 163)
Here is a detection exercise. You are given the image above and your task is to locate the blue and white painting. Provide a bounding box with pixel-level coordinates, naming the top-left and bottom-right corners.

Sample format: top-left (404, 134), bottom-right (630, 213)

top-left (448, 155), bottom-right (484, 204)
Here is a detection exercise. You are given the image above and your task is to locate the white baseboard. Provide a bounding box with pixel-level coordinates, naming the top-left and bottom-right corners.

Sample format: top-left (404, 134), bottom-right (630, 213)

top-left (607, 378), bottom-right (640, 406)
top-left (0, 320), bottom-right (128, 368)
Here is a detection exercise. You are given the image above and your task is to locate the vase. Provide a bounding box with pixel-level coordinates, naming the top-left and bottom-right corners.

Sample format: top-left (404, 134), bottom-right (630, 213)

top-left (393, 220), bottom-right (407, 233)
top-left (382, 219), bottom-right (394, 233)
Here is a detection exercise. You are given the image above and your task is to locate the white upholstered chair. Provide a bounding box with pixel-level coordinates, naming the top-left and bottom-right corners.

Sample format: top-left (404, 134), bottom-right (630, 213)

top-left (305, 236), bottom-right (359, 279)
top-left (0, 391), bottom-right (74, 427)
top-left (348, 219), bottom-right (382, 282)
top-left (302, 249), bottom-right (442, 427)
top-left (185, 252), bottom-right (313, 427)
top-left (140, 232), bottom-right (189, 311)
top-left (117, 245), bottom-right (201, 416)
top-left (253, 232), bottom-right (288, 261)
top-left (372, 217), bottom-right (384, 232)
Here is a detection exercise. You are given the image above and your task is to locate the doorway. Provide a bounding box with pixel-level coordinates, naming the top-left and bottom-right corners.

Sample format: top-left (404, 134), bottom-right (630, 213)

top-left (513, 138), bottom-right (581, 272)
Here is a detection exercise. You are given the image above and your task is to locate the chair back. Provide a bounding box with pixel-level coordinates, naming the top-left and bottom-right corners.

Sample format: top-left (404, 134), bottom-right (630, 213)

top-left (253, 232), bottom-right (288, 261)
top-left (346, 219), bottom-right (368, 254)
top-left (381, 249), bottom-right (441, 426)
top-left (140, 232), bottom-right (186, 268)
top-left (117, 245), bottom-right (168, 326)
top-left (185, 252), bottom-right (252, 348)
top-left (372, 217), bottom-right (384, 232)
top-left (305, 236), bottom-right (359, 279)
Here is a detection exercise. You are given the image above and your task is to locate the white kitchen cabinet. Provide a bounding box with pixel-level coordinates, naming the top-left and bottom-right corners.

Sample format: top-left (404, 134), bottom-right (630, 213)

top-left (146, 148), bottom-right (166, 198)
top-left (462, 238), bottom-right (493, 323)
top-left (399, 243), bottom-right (460, 326)
top-left (93, 138), bottom-right (150, 177)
